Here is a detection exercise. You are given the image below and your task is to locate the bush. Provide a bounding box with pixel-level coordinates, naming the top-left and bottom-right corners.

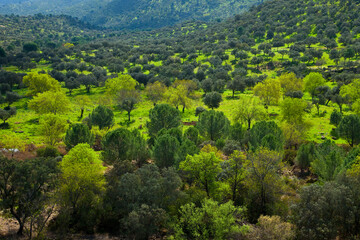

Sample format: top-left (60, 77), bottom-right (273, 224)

top-left (37, 146), bottom-right (60, 158)
top-left (330, 110), bottom-right (342, 126)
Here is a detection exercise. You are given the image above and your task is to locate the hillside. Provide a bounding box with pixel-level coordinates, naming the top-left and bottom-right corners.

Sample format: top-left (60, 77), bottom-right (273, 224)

top-left (0, 0), bottom-right (264, 29)
top-left (2, 0), bottom-right (360, 239)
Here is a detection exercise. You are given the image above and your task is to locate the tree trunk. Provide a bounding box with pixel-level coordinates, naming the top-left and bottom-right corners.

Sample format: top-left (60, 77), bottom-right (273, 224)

top-left (182, 106), bottom-right (185, 113)
top-left (247, 119), bottom-right (251, 130)
top-left (17, 223), bottom-right (24, 236)
top-left (233, 90), bottom-right (235, 98)
top-left (128, 111), bottom-right (131, 122)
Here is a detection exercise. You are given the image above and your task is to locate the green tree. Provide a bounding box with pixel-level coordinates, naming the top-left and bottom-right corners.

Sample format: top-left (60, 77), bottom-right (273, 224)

top-left (233, 97), bottom-right (267, 130)
top-left (280, 97), bottom-right (307, 125)
top-left (245, 148), bottom-right (284, 222)
top-left (0, 107), bottom-right (16, 125)
top-left (338, 114), bottom-right (360, 147)
top-left (295, 142), bottom-right (315, 174)
top-left (166, 84), bottom-right (193, 113)
top-left (39, 114), bottom-right (68, 146)
top-left (203, 91), bottom-right (223, 109)
top-left (249, 121), bottom-right (284, 151)
top-left (152, 134), bottom-right (180, 168)
top-left (23, 73), bottom-right (61, 96)
top-left (340, 79), bottom-right (360, 103)
top-left (173, 199), bottom-right (244, 240)
top-left (105, 74), bottom-right (138, 96)
top-left (310, 140), bottom-right (345, 181)
top-left (64, 123), bottom-right (94, 150)
top-left (304, 72), bottom-right (326, 97)
top-left (58, 144), bottom-right (106, 232)
top-left (119, 96), bottom-right (139, 121)
top-left (196, 110), bottom-right (230, 141)
top-left (28, 90), bottom-right (71, 115)
top-left (180, 150), bottom-right (222, 197)
top-left (23, 42), bottom-right (38, 52)
top-left (292, 182), bottom-right (355, 240)
top-left (146, 104), bottom-right (181, 138)
top-left (104, 164), bottom-right (182, 238)
top-left (145, 81), bottom-right (166, 106)
top-left (228, 76), bottom-right (246, 97)
top-left (0, 46), bottom-right (6, 57)
top-left (278, 72), bottom-right (303, 94)
top-left (75, 95), bottom-right (92, 119)
top-left (330, 109), bottom-right (342, 126)
top-left (5, 91), bottom-right (21, 107)
top-left (220, 151), bottom-right (246, 203)
top-left (253, 78), bottom-right (282, 105)
top-left (89, 105), bottom-right (114, 130)
top-left (101, 128), bottom-right (149, 165)
top-left (0, 156), bottom-right (58, 236)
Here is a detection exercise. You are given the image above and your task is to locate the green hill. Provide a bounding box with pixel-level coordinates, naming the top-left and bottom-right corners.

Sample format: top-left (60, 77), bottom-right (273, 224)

top-left (0, 0), bottom-right (263, 29)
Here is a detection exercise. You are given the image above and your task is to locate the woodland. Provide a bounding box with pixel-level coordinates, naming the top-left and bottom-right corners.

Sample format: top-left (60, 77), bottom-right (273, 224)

top-left (1, 0), bottom-right (360, 239)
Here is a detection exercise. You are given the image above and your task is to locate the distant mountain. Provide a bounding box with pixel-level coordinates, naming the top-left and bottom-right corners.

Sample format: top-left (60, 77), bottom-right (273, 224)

top-left (0, 0), bottom-right (111, 18)
top-left (0, 0), bottom-right (263, 29)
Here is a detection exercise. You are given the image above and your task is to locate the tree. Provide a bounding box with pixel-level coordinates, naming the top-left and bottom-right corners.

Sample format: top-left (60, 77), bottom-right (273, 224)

top-left (119, 96), bottom-right (139, 121)
top-left (75, 95), bottom-right (92, 119)
top-left (304, 72), bottom-right (326, 97)
top-left (338, 114), bottom-right (360, 147)
top-left (173, 199), bottom-right (244, 240)
top-left (340, 79), bottom-right (360, 103)
top-left (146, 104), bottom-right (181, 138)
top-left (0, 46), bottom-right (5, 57)
top-left (203, 91), bottom-right (223, 109)
top-left (58, 144), bottom-right (106, 231)
top-left (105, 74), bottom-right (138, 96)
top-left (104, 164), bottom-right (182, 237)
top-left (180, 150), bottom-right (222, 197)
top-left (23, 42), bottom-right (38, 52)
top-left (79, 74), bottom-right (98, 93)
top-left (220, 151), bottom-right (246, 203)
top-left (22, 73), bottom-right (61, 96)
top-left (39, 114), bottom-right (68, 146)
top-left (28, 90), bottom-right (71, 115)
top-left (5, 91), bottom-right (21, 107)
top-left (1, 132), bottom-right (26, 158)
top-left (246, 215), bottom-right (295, 240)
top-left (196, 110), bottom-right (230, 141)
top-left (89, 105), bottom-right (114, 130)
top-left (233, 97), bottom-right (267, 130)
top-left (311, 140), bottom-right (345, 181)
top-left (0, 156), bottom-right (58, 236)
top-left (0, 107), bottom-right (16, 125)
top-left (280, 97), bottom-right (307, 125)
top-left (64, 123), bottom-right (94, 150)
top-left (228, 77), bottom-right (246, 97)
top-left (245, 148), bottom-right (284, 222)
top-left (292, 182), bottom-right (355, 240)
top-left (166, 85), bottom-right (193, 113)
top-left (152, 134), bottom-right (180, 168)
top-left (295, 142), bottom-right (315, 174)
top-left (278, 72), bottom-right (303, 94)
top-left (145, 81), bottom-right (166, 106)
top-left (330, 109), bottom-right (342, 126)
top-left (101, 128), bottom-right (148, 165)
top-left (64, 77), bottom-right (80, 95)
top-left (249, 121), bottom-right (284, 151)
top-left (253, 78), bottom-right (282, 105)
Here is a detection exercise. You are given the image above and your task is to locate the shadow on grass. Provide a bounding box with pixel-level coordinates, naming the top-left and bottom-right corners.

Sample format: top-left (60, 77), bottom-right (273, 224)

top-left (225, 96), bottom-right (240, 100)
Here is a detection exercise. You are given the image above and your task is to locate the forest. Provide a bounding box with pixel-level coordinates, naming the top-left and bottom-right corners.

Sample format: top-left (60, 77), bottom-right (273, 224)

top-left (1, 0), bottom-right (360, 239)
top-left (0, 0), bottom-right (264, 29)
